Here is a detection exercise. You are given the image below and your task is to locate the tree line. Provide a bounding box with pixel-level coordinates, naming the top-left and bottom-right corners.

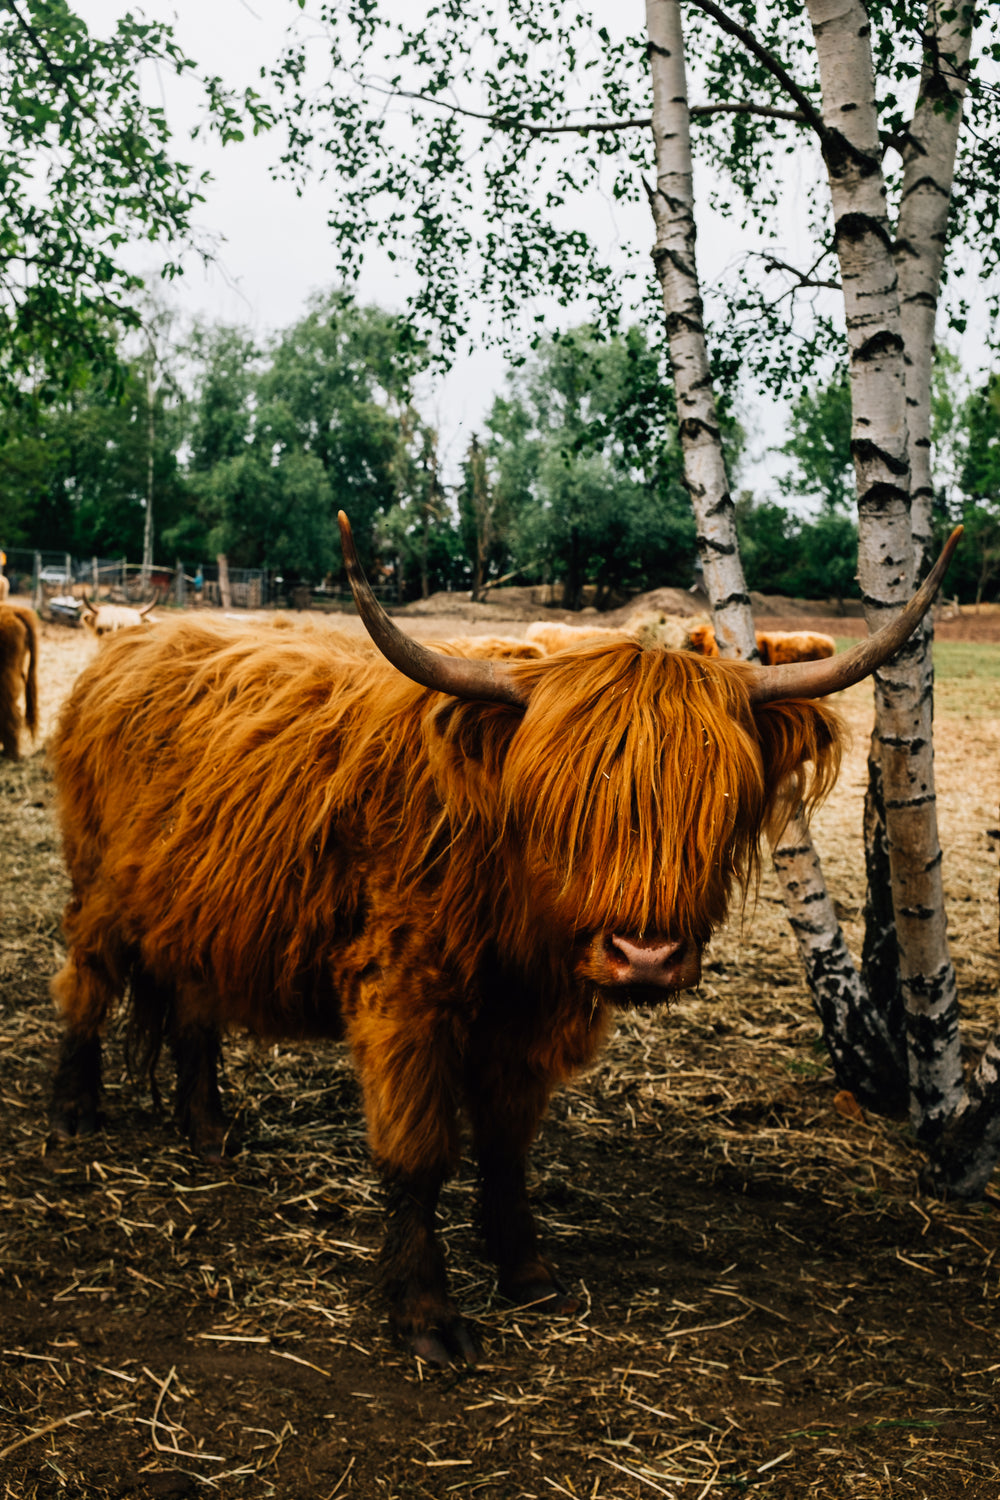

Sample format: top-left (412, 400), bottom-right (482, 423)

top-left (1, 290), bottom-right (996, 606)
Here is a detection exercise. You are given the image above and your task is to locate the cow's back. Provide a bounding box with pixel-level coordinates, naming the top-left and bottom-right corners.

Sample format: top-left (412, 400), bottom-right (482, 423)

top-left (52, 618), bottom-right (417, 1035)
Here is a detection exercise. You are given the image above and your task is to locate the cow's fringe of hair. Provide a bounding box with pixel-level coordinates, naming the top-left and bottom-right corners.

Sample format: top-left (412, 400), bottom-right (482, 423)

top-left (0, 604), bottom-right (39, 757)
top-left (51, 619), bottom-right (842, 1044)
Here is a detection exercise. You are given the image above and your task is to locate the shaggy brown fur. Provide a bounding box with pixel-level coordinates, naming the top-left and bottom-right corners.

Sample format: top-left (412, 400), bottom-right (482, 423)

top-left (0, 604), bottom-right (39, 759)
top-left (756, 629), bottom-right (837, 666)
top-left (49, 616), bottom-right (841, 1363)
top-left (0, 575), bottom-right (9, 602)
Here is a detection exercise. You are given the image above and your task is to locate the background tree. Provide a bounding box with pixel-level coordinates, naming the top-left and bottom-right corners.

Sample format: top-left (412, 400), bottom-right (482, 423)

top-left (0, 0), bottom-right (270, 409)
top-left (0, 359), bottom-right (188, 557)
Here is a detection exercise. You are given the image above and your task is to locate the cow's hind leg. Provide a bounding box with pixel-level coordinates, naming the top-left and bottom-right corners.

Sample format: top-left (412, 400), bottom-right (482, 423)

top-left (49, 940), bottom-right (121, 1139)
top-left (130, 972), bottom-right (229, 1160)
top-left (171, 1016), bottom-right (228, 1161)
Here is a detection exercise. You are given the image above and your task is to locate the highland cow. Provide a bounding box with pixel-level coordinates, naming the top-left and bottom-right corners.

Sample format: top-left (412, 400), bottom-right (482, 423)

top-left (48, 516), bottom-right (960, 1366)
top-left (81, 596), bottom-right (158, 637)
top-left (755, 629), bottom-right (837, 666)
top-left (0, 604), bottom-right (39, 759)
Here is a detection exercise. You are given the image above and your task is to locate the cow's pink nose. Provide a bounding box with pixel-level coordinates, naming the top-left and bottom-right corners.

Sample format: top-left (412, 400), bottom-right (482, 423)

top-left (606, 935), bottom-right (699, 989)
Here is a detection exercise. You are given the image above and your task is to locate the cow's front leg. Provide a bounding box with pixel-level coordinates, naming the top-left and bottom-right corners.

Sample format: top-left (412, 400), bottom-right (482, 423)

top-left (469, 1090), bottom-right (580, 1315)
top-left (379, 1163), bottom-right (481, 1366)
top-left (346, 977), bottom-right (478, 1365)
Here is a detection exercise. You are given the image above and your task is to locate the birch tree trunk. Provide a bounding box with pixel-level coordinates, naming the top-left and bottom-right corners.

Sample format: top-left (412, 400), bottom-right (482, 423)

top-left (896, 1), bottom-right (974, 573)
top-left (862, 0), bottom-right (974, 1095)
top-left (644, 0), bottom-right (904, 1101)
top-left (806, 0), bottom-right (962, 1141)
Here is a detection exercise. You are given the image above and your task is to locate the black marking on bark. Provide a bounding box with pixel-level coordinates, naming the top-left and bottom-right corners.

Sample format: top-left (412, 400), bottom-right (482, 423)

top-left (857, 481), bottom-right (911, 514)
top-left (901, 173), bottom-right (951, 201)
top-left (664, 312), bottom-right (705, 340)
top-left (824, 134), bottom-right (881, 184)
top-left (679, 416), bottom-right (721, 443)
top-left (652, 246), bottom-right (699, 283)
top-left (851, 437), bottom-right (908, 475)
top-left (850, 329), bottom-right (906, 365)
top-left (701, 540), bottom-right (740, 564)
top-left (898, 904), bottom-right (935, 920)
top-left (880, 735), bottom-right (927, 753)
top-left (884, 793), bottom-right (936, 810)
top-left (774, 844), bottom-right (813, 861)
top-left (646, 41), bottom-right (670, 58)
top-left (715, 591), bottom-right (752, 611)
top-left (705, 492), bottom-right (735, 518)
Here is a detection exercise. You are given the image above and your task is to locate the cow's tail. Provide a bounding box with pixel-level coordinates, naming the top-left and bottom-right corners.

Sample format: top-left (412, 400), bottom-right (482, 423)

top-left (22, 608), bottom-right (39, 736)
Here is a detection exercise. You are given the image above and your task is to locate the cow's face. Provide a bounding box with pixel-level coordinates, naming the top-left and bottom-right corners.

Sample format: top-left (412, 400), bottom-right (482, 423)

top-left (431, 643), bottom-right (840, 1001)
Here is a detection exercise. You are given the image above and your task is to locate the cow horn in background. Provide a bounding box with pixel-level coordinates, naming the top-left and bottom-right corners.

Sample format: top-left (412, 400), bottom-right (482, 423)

top-left (745, 526), bottom-right (963, 704)
top-left (82, 597), bottom-right (98, 618)
top-left (137, 596), bottom-right (158, 618)
top-left (338, 512), bottom-right (529, 708)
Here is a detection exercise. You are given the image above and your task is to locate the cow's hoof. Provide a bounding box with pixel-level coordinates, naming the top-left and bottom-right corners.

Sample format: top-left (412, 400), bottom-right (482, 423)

top-left (395, 1313), bottom-right (482, 1368)
top-left (500, 1268), bottom-right (580, 1316)
top-left (48, 1102), bottom-right (100, 1141)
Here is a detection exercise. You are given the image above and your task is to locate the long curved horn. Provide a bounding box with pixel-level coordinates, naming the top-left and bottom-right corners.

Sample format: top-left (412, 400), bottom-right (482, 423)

top-left (82, 596), bottom-right (98, 618)
top-left (137, 595), bottom-right (158, 618)
top-left (338, 512), bottom-right (529, 707)
top-left (746, 526), bottom-right (962, 704)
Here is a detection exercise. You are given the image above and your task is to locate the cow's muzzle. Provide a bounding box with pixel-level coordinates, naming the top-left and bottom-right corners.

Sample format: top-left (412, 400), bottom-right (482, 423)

top-left (578, 933), bottom-right (702, 994)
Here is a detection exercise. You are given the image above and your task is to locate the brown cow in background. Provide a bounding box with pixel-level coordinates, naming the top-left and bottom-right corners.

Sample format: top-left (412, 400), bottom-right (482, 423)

top-left (47, 518), bottom-right (960, 1366)
top-left (0, 604), bottom-right (39, 759)
top-left (81, 597), bottom-right (158, 637)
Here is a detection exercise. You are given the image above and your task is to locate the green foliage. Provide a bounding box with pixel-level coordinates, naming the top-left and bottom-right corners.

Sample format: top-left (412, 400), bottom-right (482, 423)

top-left (778, 369), bottom-right (853, 512)
top-left (162, 292), bottom-right (432, 582)
top-left (0, 0), bottom-right (271, 405)
top-left (0, 362), bottom-right (188, 555)
top-left (736, 495), bottom-right (860, 602)
top-left (269, 3), bottom-right (999, 396)
top-left (472, 324), bottom-right (698, 606)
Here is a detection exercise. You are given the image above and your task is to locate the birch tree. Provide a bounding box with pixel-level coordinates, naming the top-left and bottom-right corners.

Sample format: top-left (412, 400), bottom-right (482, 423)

top-left (271, 1), bottom-right (1000, 1191)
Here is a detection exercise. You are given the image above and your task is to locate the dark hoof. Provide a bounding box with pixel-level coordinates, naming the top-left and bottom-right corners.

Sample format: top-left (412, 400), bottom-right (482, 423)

top-left (186, 1123), bottom-right (234, 1163)
top-left (48, 1103), bottom-right (101, 1141)
top-left (395, 1314), bottom-right (482, 1368)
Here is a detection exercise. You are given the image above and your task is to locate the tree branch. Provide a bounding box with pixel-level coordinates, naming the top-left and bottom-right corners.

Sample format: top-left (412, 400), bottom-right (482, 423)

top-left (359, 79), bottom-right (807, 137)
top-left (682, 0), bottom-right (828, 140)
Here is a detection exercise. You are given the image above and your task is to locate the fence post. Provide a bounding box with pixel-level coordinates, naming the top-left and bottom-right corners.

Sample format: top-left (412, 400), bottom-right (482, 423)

top-left (64, 552), bottom-right (72, 587)
top-left (217, 553), bottom-right (232, 610)
top-left (175, 558), bottom-right (185, 608)
top-left (91, 556), bottom-right (99, 600)
top-left (33, 550), bottom-right (41, 609)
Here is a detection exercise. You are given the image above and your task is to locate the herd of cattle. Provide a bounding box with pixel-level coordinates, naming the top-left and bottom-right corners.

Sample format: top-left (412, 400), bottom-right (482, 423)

top-left (0, 522), bottom-right (958, 1365)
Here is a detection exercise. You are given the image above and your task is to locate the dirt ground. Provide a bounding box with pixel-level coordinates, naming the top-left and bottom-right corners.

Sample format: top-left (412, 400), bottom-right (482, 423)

top-left (1, 596), bottom-right (999, 1500)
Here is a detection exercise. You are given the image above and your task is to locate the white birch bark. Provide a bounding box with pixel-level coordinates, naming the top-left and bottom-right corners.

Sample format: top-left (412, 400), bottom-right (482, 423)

top-left (644, 0), bottom-right (903, 1100)
top-left (806, 0), bottom-right (962, 1140)
top-left (896, 2), bottom-right (974, 572)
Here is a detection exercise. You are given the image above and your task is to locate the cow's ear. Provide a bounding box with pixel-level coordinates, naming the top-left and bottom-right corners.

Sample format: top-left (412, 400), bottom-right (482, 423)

top-left (753, 698), bottom-right (843, 837)
top-left (427, 697), bottom-right (525, 826)
top-left (430, 696), bottom-right (523, 770)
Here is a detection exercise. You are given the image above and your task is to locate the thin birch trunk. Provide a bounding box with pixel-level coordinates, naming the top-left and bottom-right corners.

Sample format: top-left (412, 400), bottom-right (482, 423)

top-left (644, 0), bottom-right (903, 1100)
top-left (896, 1), bottom-right (974, 574)
top-left (806, 0), bottom-right (962, 1141)
top-left (863, 0), bottom-right (973, 1099)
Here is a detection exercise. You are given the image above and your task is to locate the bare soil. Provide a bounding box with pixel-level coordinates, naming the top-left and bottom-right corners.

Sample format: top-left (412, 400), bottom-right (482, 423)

top-left (2, 600), bottom-right (999, 1499)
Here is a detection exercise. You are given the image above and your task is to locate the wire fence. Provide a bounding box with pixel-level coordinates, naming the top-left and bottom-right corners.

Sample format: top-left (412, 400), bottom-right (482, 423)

top-left (0, 549), bottom-right (366, 617)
